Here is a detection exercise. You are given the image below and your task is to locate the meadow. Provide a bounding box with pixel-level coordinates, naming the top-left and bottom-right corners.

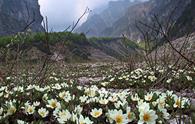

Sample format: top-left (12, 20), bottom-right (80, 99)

top-left (0, 62), bottom-right (194, 124)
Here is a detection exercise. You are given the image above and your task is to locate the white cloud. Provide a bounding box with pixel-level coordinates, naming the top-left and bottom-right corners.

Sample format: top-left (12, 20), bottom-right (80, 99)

top-left (38, 0), bottom-right (112, 31)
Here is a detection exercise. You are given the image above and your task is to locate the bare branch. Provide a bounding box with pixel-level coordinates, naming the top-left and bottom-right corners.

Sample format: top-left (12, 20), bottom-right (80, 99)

top-left (70, 7), bottom-right (91, 32)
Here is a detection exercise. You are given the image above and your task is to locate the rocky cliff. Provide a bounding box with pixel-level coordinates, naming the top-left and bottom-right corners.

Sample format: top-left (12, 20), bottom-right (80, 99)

top-left (0, 0), bottom-right (44, 36)
top-left (76, 0), bottom-right (141, 37)
top-left (170, 0), bottom-right (195, 39)
top-left (103, 0), bottom-right (191, 40)
top-left (77, 0), bottom-right (194, 41)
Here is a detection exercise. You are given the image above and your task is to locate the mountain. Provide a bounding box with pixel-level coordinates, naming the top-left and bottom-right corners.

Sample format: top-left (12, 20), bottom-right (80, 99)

top-left (170, 0), bottom-right (195, 39)
top-left (77, 0), bottom-right (194, 41)
top-left (107, 0), bottom-right (191, 40)
top-left (0, 0), bottom-right (44, 36)
top-left (150, 32), bottom-right (195, 64)
top-left (76, 0), bottom-right (141, 37)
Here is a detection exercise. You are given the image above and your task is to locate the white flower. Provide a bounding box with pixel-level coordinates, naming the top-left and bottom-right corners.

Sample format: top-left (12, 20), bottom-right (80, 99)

top-left (157, 97), bottom-right (166, 110)
top-left (114, 101), bottom-right (123, 109)
top-left (131, 93), bottom-right (140, 101)
top-left (0, 86), bottom-right (6, 92)
top-left (0, 92), bottom-right (3, 97)
top-left (110, 78), bottom-right (115, 82)
top-left (7, 105), bottom-right (16, 115)
top-left (138, 102), bottom-right (150, 112)
top-left (108, 95), bottom-right (118, 102)
top-left (158, 120), bottom-right (163, 124)
top-left (160, 109), bottom-right (170, 119)
top-left (85, 88), bottom-right (96, 97)
top-left (0, 107), bottom-right (3, 115)
top-left (77, 115), bottom-right (93, 124)
top-left (59, 91), bottom-right (73, 102)
top-left (17, 120), bottom-right (28, 124)
top-left (173, 96), bottom-right (183, 108)
top-left (26, 85), bottom-right (34, 90)
top-left (152, 101), bottom-right (157, 107)
top-left (101, 82), bottom-right (109, 87)
top-left (4, 93), bottom-right (9, 98)
top-left (25, 105), bottom-right (35, 115)
top-left (145, 92), bottom-right (153, 101)
top-left (57, 110), bottom-right (71, 123)
top-left (74, 105), bottom-right (83, 114)
top-left (33, 101), bottom-right (40, 107)
top-left (53, 83), bottom-right (61, 90)
top-left (6, 77), bottom-right (11, 80)
top-left (79, 95), bottom-right (88, 103)
top-left (77, 86), bottom-right (83, 90)
top-left (35, 86), bottom-right (47, 92)
top-left (138, 109), bottom-right (158, 124)
top-left (38, 108), bottom-right (49, 118)
top-left (186, 76), bottom-right (192, 81)
top-left (59, 91), bottom-right (66, 99)
top-left (126, 107), bottom-right (135, 122)
top-left (99, 98), bottom-right (109, 105)
top-left (159, 69), bottom-right (164, 73)
top-left (166, 79), bottom-right (172, 83)
top-left (47, 99), bottom-right (61, 109)
top-left (71, 112), bottom-right (78, 122)
top-left (148, 76), bottom-right (157, 82)
top-left (166, 91), bottom-right (173, 96)
top-left (42, 94), bottom-right (48, 101)
top-left (90, 108), bottom-right (102, 118)
top-left (108, 109), bottom-right (128, 124)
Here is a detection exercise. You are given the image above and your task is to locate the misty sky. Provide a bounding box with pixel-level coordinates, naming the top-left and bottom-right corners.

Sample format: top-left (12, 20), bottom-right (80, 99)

top-left (38, 0), bottom-right (114, 31)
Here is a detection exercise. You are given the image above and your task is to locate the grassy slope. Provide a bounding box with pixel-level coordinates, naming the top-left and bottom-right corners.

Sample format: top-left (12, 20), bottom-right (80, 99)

top-left (0, 32), bottom-right (140, 61)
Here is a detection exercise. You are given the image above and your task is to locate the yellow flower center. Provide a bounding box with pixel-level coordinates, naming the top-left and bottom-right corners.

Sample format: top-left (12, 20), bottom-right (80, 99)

top-left (28, 108), bottom-right (33, 113)
top-left (80, 121), bottom-right (84, 124)
top-left (51, 102), bottom-right (57, 108)
top-left (59, 112), bottom-right (66, 117)
top-left (9, 106), bottom-right (16, 114)
top-left (128, 112), bottom-right (131, 119)
top-left (143, 113), bottom-right (151, 121)
top-left (40, 111), bottom-right (45, 116)
top-left (115, 115), bottom-right (123, 123)
top-left (159, 101), bottom-right (165, 106)
top-left (176, 99), bottom-right (181, 107)
top-left (148, 96), bottom-right (152, 100)
top-left (94, 111), bottom-right (101, 117)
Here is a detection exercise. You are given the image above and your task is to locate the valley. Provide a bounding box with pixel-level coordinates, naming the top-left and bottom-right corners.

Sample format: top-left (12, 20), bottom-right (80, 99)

top-left (0, 0), bottom-right (195, 123)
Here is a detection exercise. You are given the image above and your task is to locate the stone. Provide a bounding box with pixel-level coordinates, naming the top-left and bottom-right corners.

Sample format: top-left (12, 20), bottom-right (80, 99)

top-left (0, 0), bottom-right (44, 36)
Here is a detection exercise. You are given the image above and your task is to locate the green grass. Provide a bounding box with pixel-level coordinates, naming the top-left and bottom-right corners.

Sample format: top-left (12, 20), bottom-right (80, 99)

top-left (88, 37), bottom-right (114, 42)
top-left (137, 40), bottom-right (155, 51)
top-left (0, 35), bottom-right (14, 46)
top-left (121, 37), bottom-right (139, 49)
top-left (0, 32), bottom-right (88, 47)
top-left (0, 32), bottom-right (142, 51)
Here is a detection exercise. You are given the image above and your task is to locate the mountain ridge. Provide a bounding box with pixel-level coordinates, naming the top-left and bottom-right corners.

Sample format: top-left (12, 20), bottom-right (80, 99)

top-left (76, 0), bottom-right (142, 37)
top-left (0, 0), bottom-right (44, 36)
top-left (77, 0), bottom-right (194, 41)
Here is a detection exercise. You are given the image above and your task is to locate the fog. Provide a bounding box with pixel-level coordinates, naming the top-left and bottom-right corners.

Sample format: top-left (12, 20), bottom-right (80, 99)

top-left (38, 0), bottom-right (115, 31)
top-left (38, 0), bottom-right (148, 31)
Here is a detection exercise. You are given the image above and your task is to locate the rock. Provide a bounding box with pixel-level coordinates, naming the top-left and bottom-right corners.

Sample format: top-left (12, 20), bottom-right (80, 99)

top-left (0, 0), bottom-right (44, 36)
top-left (76, 0), bottom-right (139, 37)
top-left (77, 0), bottom-right (194, 40)
top-left (0, 70), bottom-right (4, 82)
top-left (169, 115), bottom-right (192, 124)
top-left (192, 99), bottom-right (195, 108)
top-left (192, 113), bottom-right (195, 124)
top-left (50, 52), bottom-right (64, 61)
top-left (78, 77), bottom-right (105, 84)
